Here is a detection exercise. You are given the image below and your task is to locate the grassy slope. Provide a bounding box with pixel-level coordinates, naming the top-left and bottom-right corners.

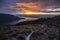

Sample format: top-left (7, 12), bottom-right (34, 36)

top-left (0, 16), bottom-right (60, 40)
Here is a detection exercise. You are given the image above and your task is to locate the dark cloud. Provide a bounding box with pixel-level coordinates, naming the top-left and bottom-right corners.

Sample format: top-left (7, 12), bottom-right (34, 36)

top-left (15, 0), bottom-right (60, 12)
top-left (0, 0), bottom-right (60, 12)
top-left (0, 0), bottom-right (4, 6)
top-left (0, 0), bottom-right (16, 7)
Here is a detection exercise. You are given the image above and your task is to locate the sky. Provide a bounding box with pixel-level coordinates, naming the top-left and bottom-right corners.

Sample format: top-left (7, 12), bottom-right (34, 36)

top-left (0, 0), bottom-right (60, 15)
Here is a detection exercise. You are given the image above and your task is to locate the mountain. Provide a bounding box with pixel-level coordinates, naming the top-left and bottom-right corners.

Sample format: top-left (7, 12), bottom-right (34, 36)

top-left (0, 14), bottom-right (24, 25)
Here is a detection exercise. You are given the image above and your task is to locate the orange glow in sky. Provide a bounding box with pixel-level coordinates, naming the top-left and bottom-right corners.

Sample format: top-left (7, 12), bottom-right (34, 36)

top-left (21, 9), bottom-right (60, 15)
top-left (22, 9), bottom-right (46, 15)
top-left (22, 9), bottom-right (45, 14)
top-left (5, 1), bottom-right (58, 15)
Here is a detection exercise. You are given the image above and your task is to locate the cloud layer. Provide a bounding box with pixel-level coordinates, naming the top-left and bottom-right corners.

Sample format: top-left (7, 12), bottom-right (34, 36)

top-left (16, 0), bottom-right (60, 12)
top-left (0, 0), bottom-right (60, 12)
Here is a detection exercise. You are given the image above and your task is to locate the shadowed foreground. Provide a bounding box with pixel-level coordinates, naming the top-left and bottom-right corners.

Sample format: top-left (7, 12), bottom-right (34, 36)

top-left (0, 16), bottom-right (60, 40)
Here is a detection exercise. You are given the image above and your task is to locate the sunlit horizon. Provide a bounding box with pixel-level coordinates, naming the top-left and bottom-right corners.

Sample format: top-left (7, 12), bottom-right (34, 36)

top-left (19, 9), bottom-right (60, 15)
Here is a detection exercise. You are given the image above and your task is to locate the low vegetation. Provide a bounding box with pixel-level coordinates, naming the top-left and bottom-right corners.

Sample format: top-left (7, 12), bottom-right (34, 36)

top-left (0, 16), bottom-right (60, 40)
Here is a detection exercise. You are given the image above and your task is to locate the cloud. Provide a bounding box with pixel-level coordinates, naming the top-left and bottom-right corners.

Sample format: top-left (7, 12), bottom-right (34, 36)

top-left (0, 0), bottom-right (60, 12)
top-left (15, 0), bottom-right (60, 12)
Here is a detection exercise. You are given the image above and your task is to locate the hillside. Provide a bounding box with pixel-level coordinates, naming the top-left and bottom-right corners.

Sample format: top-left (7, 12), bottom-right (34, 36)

top-left (0, 15), bottom-right (60, 40)
top-left (16, 15), bottom-right (60, 26)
